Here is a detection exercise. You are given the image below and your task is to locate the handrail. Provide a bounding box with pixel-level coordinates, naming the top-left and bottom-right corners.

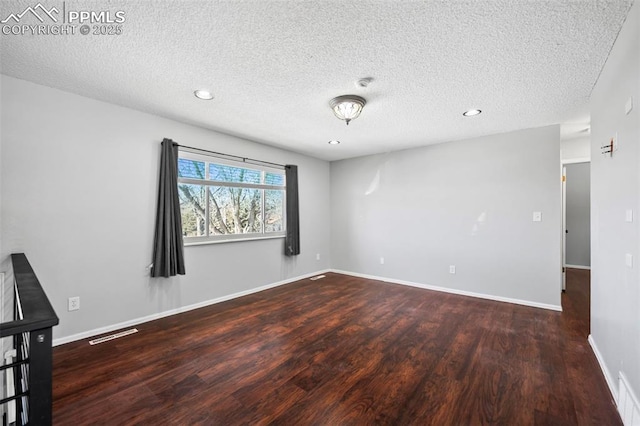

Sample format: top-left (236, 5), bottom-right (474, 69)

top-left (1, 252), bottom-right (59, 426)
top-left (0, 253), bottom-right (59, 337)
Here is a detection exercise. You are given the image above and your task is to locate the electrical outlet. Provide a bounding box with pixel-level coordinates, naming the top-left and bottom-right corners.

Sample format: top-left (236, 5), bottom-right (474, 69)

top-left (449, 265), bottom-right (456, 274)
top-left (533, 211), bottom-right (542, 222)
top-left (68, 296), bottom-right (80, 311)
top-left (380, 257), bottom-right (385, 265)
top-left (626, 209), bottom-right (633, 223)
top-left (626, 254), bottom-right (633, 268)
top-left (316, 253), bottom-right (320, 261)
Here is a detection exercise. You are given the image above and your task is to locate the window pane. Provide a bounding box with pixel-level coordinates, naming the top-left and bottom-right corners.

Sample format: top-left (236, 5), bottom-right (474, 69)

top-left (209, 186), bottom-right (262, 235)
top-left (178, 184), bottom-right (207, 237)
top-left (265, 190), bottom-right (284, 232)
top-left (209, 164), bottom-right (261, 184)
top-left (265, 172), bottom-right (285, 186)
top-left (178, 158), bottom-right (206, 179)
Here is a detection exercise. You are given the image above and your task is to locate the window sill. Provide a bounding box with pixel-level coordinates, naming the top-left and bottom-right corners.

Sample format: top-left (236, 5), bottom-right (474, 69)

top-left (184, 234), bottom-right (285, 247)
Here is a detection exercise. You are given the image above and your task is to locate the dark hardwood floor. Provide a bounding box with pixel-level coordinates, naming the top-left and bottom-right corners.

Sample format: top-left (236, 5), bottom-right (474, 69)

top-left (52, 270), bottom-right (621, 425)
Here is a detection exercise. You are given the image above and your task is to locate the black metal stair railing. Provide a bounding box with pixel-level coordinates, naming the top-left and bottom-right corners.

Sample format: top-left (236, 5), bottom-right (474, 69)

top-left (1, 253), bottom-right (59, 426)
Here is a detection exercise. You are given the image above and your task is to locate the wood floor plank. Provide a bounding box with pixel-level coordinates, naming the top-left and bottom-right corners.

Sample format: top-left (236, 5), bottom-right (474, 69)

top-left (52, 271), bottom-right (622, 425)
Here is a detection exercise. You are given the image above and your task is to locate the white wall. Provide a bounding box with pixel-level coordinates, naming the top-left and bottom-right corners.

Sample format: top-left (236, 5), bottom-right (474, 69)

top-left (561, 136), bottom-right (591, 161)
top-left (565, 162), bottom-right (591, 267)
top-left (590, 0), bottom-right (640, 404)
top-left (0, 99), bottom-right (5, 408)
top-left (0, 75), bottom-right (331, 341)
top-left (331, 126), bottom-right (562, 309)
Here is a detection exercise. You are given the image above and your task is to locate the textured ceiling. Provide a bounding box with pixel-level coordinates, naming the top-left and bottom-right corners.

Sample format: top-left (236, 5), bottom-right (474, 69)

top-left (0, 0), bottom-right (633, 161)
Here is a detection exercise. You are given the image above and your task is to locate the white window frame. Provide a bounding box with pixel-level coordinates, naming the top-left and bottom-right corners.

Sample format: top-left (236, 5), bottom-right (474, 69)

top-left (177, 149), bottom-right (286, 245)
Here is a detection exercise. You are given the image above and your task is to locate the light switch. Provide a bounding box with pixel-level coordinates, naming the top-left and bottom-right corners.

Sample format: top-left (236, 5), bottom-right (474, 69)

top-left (626, 253), bottom-right (633, 268)
top-left (626, 209), bottom-right (633, 222)
top-left (533, 211), bottom-right (542, 222)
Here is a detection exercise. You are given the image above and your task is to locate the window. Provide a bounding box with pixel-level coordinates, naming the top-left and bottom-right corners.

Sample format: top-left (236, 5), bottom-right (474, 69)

top-left (177, 150), bottom-right (286, 244)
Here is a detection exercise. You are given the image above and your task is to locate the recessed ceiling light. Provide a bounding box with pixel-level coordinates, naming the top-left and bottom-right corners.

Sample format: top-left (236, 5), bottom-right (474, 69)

top-left (463, 109), bottom-right (482, 117)
top-left (194, 90), bottom-right (214, 100)
top-left (328, 140), bottom-right (341, 145)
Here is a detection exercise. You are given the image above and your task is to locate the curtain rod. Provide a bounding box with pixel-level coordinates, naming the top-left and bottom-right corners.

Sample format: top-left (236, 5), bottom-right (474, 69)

top-left (177, 144), bottom-right (286, 169)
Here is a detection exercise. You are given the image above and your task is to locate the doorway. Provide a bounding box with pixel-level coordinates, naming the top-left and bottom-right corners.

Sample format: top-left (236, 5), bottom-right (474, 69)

top-left (561, 160), bottom-right (591, 295)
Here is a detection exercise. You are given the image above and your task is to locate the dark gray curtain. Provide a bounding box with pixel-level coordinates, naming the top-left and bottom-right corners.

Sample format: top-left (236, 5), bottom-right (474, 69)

top-left (285, 165), bottom-right (300, 256)
top-left (151, 139), bottom-right (186, 277)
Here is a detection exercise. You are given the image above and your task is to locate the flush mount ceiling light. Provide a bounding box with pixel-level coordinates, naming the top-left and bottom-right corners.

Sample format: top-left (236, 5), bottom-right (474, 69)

top-left (194, 89), bottom-right (214, 100)
top-left (328, 140), bottom-right (341, 145)
top-left (330, 95), bottom-right (366, 125)
top-left (463, 109), bottom-right (482, 117)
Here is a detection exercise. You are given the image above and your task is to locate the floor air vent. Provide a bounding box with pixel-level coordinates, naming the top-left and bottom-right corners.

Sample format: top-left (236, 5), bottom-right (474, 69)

top-left (89, 328), bottom-right (138, 345)
top-left (309, 275), bottom-right (326, 281)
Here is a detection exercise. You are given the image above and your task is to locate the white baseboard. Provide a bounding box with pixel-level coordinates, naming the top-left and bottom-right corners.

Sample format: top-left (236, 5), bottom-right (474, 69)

top-left (331, 269), bottom-right (562, 312)
top-left (565, 264), bottom-right (591, 270)
top-left (53, 268), bottom-right (563, 346)
top-left (618, 372), bottom-right (640, 426)
top-left (53, 269), bottom-right (331, 346)
top-left (588, 334), bottom-right (618, 402)
top-left (587, 336), bottom-right (640, 425)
